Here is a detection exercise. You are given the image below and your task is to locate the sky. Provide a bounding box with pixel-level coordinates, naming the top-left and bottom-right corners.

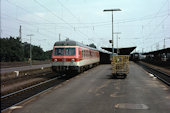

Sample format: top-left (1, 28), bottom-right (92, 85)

top-left (1, 0), bottom-right (170, 52)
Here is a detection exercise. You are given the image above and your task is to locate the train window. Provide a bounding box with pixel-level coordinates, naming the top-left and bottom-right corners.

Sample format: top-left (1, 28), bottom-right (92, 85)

top-left (54, 48), bottom-right (64, 56)
top-left (65, 48), bottom-right (75, 56)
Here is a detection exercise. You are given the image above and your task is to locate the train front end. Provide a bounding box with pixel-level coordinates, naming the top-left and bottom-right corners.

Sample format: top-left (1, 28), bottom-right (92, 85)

top-left (51, 45), bottom-right (81, 74)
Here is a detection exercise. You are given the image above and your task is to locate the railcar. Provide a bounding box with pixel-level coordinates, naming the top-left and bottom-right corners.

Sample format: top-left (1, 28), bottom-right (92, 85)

top-left (130, 52), bottom-right (146, 61)
top-left (130, 53), bottom-right (139, 61)
top-left (51, 39), bottom-right (100, 74)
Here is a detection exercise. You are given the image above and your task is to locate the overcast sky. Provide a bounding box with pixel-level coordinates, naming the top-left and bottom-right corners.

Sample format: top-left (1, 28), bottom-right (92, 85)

top-left (1, 0), bottom-right (170, 52)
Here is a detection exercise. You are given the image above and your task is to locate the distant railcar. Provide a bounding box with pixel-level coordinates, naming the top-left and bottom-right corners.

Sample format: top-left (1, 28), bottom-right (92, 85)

top-left (51, 39), bottom-right (100, 74)
top-left (130, 53), bottom-right (140, 61)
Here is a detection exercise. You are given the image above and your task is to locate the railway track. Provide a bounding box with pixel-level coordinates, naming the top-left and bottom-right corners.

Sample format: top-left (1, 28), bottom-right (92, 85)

top-left (136, 62), bottom-right (170, 86)
top-left (1, 71), bottom-right (52, 86)
top-left (1, 71), bottom-right (56, 96)
top-left (1, 74), bottom-right (73, 112)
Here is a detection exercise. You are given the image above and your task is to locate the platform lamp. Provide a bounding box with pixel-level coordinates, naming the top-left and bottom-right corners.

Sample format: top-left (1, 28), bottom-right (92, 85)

top-left (103, 9), bottom-right (121, 62)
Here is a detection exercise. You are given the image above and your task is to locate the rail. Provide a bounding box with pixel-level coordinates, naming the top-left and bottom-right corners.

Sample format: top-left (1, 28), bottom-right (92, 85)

top-left (136, 62), bottom-right (170, 86)
top-left (1, 76), bottom-right (60, 112)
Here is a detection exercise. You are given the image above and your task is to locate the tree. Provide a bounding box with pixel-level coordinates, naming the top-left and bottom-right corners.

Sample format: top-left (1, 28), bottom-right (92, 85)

top-left (0, 37), bottom-right (24, 61)
top-left (32, 46), bottom-right (45, 60)
top-left (44, 50), bottom-right (52, 59)
top-left (0, 36), bottom-right (53, 62)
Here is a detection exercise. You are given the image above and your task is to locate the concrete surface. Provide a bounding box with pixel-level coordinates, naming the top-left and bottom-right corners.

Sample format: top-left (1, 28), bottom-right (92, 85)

top-left (0, 64), bottom-right (51, 74)
top-left (9, 63), bottom-right (170, 113)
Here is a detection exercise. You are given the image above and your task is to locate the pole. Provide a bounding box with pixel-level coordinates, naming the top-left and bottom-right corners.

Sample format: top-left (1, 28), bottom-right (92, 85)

top-left (113, 32), bottom-right (121, 54)
top-left (163, 38), bottom-right (165, 49)
top-left (103, 9), bottom-right (121, 62)
top-left (27, 34), bottom-right (34, 66)
top-left (19, 25), bottom-right (22, 41)
top-left (30, 36), bottom-right (32, 66)
top-left (112, 11), bottom-right (114, 61)
top-left (59, 33), bottom-right (61, 41)
top-left (117, 35), bottom-right (118, 54)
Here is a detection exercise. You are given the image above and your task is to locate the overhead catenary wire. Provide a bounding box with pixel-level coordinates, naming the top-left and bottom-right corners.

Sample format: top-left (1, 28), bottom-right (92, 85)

top-left (4, 0), bottom-right (73, 42)
top-left (4, 0), bottom-right (169, 30)
top-left (143, 0), bottom-right (169, 37)
top-left (1, 14), bottom-right (57, 50)
top-left (144, 38), bottom-right (170, 52)
top-left (145, 15), bottom-right (169, 41)
top-left (33, 0), bottom-right (74, 29)
top-left (6, 0), bottom-right (54, 24)
top-left (2, 0), bottom-right (170, 51)
top-left (57, 0), bottom-right (81, 23)
top-left (5, 0), bottom-right (64, 34)
top-left (57, 0), bottom-right (95, 44)
top-left (5, 12), bottom-right (168, 27)
top-left (141, 0), bottom-right (170, 52)
top-left (33, 0), bottom-right (95, 44)
top-left (4, 0), bottom-right (170, 27)
top-left (145, 0), bottom-right (169, 26)
top-left (2, 13), bottom-right (56, 39)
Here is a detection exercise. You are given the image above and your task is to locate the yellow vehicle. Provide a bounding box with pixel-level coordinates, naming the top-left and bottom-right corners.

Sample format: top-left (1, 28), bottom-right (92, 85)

top-left (111, 55), bottom-right (129, 78)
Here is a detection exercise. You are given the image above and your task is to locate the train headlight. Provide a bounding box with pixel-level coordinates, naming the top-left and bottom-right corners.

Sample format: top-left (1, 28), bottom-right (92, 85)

top-left (71, 59), bottom-right (75, 62)
top-left (54, 59), bottom-right (57, 62)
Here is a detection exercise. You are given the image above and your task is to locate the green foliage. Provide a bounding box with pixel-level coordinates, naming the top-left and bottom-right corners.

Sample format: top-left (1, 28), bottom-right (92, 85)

top-left (44, 50), bottom-right (52, 59)
top-left (0, 37), bottom-right (24, 61)
top-left (0, 37), bottom-right (52, 62)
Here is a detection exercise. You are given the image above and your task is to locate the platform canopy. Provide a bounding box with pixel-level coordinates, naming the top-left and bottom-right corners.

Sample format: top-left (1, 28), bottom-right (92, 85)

top-left (143, 48), bottom-right (170, 55)
top-left (101, 46), bottom-right (136, 55)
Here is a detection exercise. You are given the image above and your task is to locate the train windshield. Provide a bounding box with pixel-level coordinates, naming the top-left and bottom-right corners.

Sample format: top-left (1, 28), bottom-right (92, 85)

top-left (54, 48), bottom-right (75, 56)
top-left (65, 48), bottom-right (75, 56)
top-left (54, 48), bottom-right (64, 56)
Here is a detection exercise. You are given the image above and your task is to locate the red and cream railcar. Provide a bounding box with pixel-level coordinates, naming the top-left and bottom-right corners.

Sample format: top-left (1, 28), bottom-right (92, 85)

top-left (51, 39), bottom-right (100, 74)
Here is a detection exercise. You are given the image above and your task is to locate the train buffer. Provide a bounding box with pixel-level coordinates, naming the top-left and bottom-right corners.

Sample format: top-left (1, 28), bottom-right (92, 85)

top-left (111, 55), bottom-right (129, 78)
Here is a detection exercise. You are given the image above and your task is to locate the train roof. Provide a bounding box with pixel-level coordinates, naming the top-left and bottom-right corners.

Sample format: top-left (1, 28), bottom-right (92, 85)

top-left (54, 39), bottom-right (98, 51)
top-left (143, 48), bottom-right (170, 55)
top-left (101, 46), bottom-right (136, 55)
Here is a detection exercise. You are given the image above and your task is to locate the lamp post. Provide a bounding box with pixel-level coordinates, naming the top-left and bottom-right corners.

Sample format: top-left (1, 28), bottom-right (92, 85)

top-left (103, 9), bottom-right (121, 62)
top-left (27, 34), bottom-right (34, 66)
top-left (114, 32), bottom-right (121, 54)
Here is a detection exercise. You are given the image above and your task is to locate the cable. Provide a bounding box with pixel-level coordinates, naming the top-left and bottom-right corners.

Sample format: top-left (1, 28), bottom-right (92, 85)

top-left (5, 0), bottom-right (169, 29)
top-left (34, 0), bottom-right (95, 43)
top-left (57, 0), bottom-right (81, 23)
top-left (145, 15), bottom-right (169, 40)
top-left (5, 0), bottom-right (70, 40)
top-left (64, 13), bottom-right (169, 28)
top-left (145, 0), bottom-right (169, 26)
top-left (2, 13), bottom-right (55, 38)
top-left (34, 0), bottom-right (73, 29)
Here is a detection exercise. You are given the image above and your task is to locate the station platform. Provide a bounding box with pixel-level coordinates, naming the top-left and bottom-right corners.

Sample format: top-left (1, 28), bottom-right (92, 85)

top-left (9, 63), bottom-right (170, 113)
